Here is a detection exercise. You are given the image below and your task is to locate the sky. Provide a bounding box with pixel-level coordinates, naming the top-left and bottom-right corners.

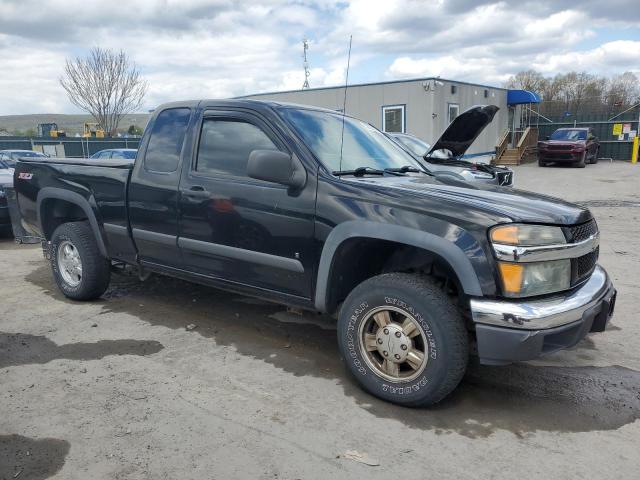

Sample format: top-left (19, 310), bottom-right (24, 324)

top-left (0, 0), bottom-right (638, 114)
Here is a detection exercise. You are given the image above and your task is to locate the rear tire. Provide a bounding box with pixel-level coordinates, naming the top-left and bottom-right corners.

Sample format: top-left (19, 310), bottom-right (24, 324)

top-left (591, 149), bottom-right (599, 164)
top-left (337, 273), bottom-right (468, 407)
top-left (50, 221), bottom-right (111, 300)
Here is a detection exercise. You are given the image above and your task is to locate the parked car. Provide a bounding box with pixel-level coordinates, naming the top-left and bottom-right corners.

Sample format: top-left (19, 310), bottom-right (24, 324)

top-left (538, 127), bottom-right (599, 167)
top-left (0, 162), bottom-right (14, 233)
top-left (388, 106), bottom-right (514, 186)
top-left (0, 150), bottom-right (48, 171)
top-left (90, 148), bottom-right (137, 160)
top-left (6, 100), bottom-right (615, 407)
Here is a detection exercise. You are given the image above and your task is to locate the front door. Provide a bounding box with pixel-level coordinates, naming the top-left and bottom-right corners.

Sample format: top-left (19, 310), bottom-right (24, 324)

top-left (177, 109), bottom-right (317, 299)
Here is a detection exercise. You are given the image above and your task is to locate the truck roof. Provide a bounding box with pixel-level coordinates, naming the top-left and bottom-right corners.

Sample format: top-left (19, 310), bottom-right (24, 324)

top-left (152, 99), bottom-right (344, 116)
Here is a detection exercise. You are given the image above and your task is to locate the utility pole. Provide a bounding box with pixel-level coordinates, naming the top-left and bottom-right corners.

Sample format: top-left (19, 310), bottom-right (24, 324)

top-left (302, 38), bottom-right (310, 90)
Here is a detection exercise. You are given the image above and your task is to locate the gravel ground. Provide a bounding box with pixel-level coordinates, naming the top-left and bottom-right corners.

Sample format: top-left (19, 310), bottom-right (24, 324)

top-left (1, 160), bottom-right (639, 479)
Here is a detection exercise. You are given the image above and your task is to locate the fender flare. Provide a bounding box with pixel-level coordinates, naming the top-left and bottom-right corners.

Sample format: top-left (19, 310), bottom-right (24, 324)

top-left (314, 220), bottom-right (483, 312)
top-left (37, 187), bottom-right (108, 257)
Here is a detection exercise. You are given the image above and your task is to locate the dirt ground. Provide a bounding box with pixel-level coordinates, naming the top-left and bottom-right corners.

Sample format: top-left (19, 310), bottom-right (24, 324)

top-left (1, 161), bottom-right (639, 479)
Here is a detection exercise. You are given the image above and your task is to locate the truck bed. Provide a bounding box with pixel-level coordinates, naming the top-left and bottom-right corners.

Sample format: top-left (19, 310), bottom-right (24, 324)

top-left (12, 156), bottom-right (134, 260)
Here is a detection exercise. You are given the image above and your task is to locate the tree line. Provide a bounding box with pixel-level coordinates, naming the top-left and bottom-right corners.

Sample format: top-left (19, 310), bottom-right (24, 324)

top-left (504, 70), bottom-right (640, 117)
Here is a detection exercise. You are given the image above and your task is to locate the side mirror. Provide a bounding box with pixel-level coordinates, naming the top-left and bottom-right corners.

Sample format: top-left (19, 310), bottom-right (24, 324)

top-left (247, 150), bottom-right (306, 189)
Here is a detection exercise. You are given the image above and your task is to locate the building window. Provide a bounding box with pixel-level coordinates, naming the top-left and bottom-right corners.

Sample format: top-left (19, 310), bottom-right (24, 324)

top-left (448, 103), bottom-right (459, 124)
top-left (484, 89), bottom-right (489, 98)
top-left (451, 85), bottom-right (457, 95)
top-left (382, 105), bottom-right (405, 133)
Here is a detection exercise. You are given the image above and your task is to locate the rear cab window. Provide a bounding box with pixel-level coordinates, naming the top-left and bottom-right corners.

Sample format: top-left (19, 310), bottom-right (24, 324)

top-left (144, 108), bottom-right (191, 173)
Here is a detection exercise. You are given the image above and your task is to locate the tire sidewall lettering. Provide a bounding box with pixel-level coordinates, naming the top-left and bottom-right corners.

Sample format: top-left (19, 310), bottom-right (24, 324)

top-left (345, 295), bottom-right (440, 396)
top-left (346, 301), bottom-right (369, 375)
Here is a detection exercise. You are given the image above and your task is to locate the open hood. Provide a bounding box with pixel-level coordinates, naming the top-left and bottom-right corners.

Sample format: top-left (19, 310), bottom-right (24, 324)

top-left (426, 105), bottom-right (499, 158)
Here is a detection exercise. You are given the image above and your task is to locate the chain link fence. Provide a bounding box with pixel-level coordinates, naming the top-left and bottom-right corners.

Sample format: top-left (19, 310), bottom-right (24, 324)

top-left (533, 102), bottom-right (640, 161)
top-left (0, 136), bottom-right (141, 158)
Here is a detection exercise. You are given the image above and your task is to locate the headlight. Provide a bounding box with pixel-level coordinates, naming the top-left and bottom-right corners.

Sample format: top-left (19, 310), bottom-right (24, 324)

top-left (490, 224), bottom-right (566, 246)
top-left (491, 224), bottom-right (570, 297)
top-left (465, 169), bottom-right (493, 179)
top-left (497, 260), bottom-right (571, 297)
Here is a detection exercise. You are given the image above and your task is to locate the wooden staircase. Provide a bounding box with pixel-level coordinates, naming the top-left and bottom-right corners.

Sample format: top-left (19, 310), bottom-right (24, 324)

top-left (495, 127), bottom-right (538, 165)
top-left (498, 148), bottom-right (521, 165)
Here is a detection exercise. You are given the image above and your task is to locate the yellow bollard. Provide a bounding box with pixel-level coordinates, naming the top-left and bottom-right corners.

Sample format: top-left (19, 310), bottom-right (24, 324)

top-left (633, 136), bottom-right (639, 164)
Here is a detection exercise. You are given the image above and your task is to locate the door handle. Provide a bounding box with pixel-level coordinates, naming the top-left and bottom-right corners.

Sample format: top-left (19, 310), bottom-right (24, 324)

top-left (184, 185), bottom-right (209, 197)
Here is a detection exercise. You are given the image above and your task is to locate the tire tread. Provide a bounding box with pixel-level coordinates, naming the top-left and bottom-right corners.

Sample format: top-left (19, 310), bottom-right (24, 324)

top-left (51, 221), bottom-right (110, 300)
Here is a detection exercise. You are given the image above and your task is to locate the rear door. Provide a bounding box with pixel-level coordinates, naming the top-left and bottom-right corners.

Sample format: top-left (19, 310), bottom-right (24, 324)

top-left (177, 108), bottom-right (317, 299)
top-left (128, 107), bottom-right (194, 268)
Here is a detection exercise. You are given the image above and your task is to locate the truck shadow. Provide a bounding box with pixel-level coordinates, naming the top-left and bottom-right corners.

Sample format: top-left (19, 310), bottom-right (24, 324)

top-left (25, 265), bottom-right (640, 438)
top-left (0, 332), bottom-right (164, 369)
top-left (0, 434), bottom-right (70, 480)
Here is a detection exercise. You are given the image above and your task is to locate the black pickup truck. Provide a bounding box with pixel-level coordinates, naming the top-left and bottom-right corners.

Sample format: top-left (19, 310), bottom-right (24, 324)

top-left (7, 100), bottom-right (616, 407)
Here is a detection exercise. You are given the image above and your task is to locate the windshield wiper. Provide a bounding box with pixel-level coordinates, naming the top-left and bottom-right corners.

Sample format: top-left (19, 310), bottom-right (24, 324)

top-left (333, 166), bottom-right (385, 177)
top-left (384, 165), bottom-right (421, 173)
top-left (385, 165), bottom-right (434, 176)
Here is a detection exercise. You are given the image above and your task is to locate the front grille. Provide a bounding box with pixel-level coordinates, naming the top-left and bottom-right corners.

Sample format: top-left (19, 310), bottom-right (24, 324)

top-left (568, 219), bottom-right (598, 242)
top-left (565, 219), bottom-right (599, 286)
top-left (572, 247), bottom-right (598, 285)
top-left (546, 153), bottom-right (573, 159)
top-left (548, 144), bottom-right (573, 151)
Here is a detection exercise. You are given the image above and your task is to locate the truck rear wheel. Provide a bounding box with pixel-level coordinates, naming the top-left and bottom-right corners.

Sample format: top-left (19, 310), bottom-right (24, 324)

top-left (50, 221), bottom-right (110, 300)
top-left (337, 273), bottom-right (468, 407)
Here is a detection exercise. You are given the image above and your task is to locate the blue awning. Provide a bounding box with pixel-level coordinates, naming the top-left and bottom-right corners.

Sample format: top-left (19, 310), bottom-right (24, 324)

top-left (507, 89), bottom-right (541, 105)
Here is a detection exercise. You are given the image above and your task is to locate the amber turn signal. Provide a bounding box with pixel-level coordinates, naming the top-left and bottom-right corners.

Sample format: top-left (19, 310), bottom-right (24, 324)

top-left (497, 262), bottom-right (524, 294)
top-left (490, 225), bottom-right (519, 245)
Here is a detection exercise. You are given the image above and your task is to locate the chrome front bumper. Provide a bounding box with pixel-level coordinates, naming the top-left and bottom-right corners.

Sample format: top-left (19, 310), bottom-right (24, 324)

top-left (470, 265), bottom-right (613, 330)
top-left (470, 265), bottom-right (616, 365)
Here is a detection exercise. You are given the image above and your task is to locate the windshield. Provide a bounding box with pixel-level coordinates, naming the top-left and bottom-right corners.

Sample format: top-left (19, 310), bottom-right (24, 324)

top-left (550, 129), bottom-right (587, 141)
top-left (112, 150), bottom-right (137, 159)
top-left (12, 151), bottom-right (46, 158)
top-left (280, 108), bottom-right (421, 172)
top-left (0, 160), bottom-right (9, 169)
top-left (394, 135), bottom-right (431, 157)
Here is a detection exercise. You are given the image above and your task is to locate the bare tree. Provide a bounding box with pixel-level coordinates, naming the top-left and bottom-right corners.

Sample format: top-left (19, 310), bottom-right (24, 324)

top-left (504, 70), bottom-right (547, 94)
top-left (605, 72), bottom-right (640, 107)
top-left (60, 47), bottom-right (148, 136)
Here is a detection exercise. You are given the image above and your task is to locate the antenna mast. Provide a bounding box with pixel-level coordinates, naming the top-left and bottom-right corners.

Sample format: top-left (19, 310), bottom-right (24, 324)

top-left (338, 35), bottom-right (353, 173)
top-left (302, 38), bottom-right (310, 90)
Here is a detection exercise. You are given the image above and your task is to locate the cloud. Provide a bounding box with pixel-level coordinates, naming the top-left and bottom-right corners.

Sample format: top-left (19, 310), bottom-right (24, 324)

top-left (387, 40), bottom-right (640, 86)
top-left (0, 0), bottom-right (637, 114)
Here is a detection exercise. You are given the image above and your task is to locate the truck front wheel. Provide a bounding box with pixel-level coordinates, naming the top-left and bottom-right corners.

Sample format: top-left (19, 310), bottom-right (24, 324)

top-left (50, 221), bottom-right (111, 300)
top-left (337, 273), bottom-right (468, 407)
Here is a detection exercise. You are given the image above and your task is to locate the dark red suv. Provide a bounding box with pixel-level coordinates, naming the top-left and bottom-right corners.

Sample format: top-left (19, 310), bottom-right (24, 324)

top-left (538, 128), bottom-right (599, 168)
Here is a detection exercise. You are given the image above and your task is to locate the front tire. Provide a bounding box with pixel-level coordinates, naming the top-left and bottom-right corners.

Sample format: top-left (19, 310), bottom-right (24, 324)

top-left (50, 221), bottom-right (111, 300)
top-left (574, 152), bottom-right (586, 168)
top-left (337, 273), bottom-right (468, 407)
